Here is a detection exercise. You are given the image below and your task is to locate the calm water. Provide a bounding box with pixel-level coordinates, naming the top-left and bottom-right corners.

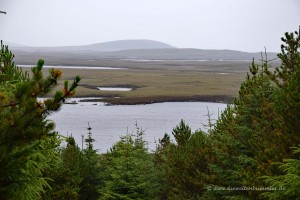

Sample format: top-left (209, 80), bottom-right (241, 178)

top-left (97, 87), bottom-right (132, 91)
top-left (48, 100), bottom-right (227, 152)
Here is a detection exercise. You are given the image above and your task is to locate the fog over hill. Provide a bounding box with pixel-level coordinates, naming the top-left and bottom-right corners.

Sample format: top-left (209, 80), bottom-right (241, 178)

top-left (85, 40), bottom-right (176, 51)
top-left (7, 39), bottom-right (278, 61)
top-left (9, 39), bottom-right (176, 52)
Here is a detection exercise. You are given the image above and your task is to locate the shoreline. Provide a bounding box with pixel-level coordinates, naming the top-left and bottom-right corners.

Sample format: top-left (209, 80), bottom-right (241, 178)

top-left (76, 95), bottom-right (234, 105)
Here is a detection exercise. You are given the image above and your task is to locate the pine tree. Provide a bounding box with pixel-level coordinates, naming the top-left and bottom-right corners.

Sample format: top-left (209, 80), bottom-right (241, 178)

top-left (0, 42), bottom-right (80, 199)
top-left (78, 123), bottom-right (101, 200)
top-left (202, 27), bottom-right (300, 199)
top-left (42, 136), bottom-right (84, 200)
top-left (155, 120), bottom-right (211, 199)
top-left (259, 27), bottom-right (300, 200)
top-left (261, 145), bottom-right (300, 200)
top-left (100, 126), bottom-right (159, 200)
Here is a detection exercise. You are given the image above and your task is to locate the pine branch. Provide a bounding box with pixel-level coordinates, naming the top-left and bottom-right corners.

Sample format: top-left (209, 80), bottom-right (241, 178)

top-left (1, 101), bottom-right (19, 108)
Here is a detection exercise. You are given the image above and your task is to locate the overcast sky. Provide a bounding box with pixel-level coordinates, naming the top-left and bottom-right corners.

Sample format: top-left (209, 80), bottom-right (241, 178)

top-left (0, 0), bottom-right (299, 52)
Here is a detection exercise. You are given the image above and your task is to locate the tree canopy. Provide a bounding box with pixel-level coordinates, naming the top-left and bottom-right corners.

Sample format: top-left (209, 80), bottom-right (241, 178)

top-left (0, 41), bottom-right (80, 199)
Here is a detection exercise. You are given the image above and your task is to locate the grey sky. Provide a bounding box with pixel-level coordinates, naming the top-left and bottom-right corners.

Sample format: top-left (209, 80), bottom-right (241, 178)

top-left (0, 0), bottom-right (299, 52)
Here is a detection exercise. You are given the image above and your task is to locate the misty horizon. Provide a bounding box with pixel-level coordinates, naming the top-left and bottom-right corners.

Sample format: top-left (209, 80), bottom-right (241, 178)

top-left (3, 39), bottom-right (281, 53)
top-left (1, 0), bottom-right (299, 52)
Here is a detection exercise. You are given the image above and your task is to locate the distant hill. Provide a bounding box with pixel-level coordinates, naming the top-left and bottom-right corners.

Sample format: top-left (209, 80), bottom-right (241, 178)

top-left (9, 39), bottom-right (176, 52)
top-left (7, 39), bottom-right (278, 62)
top-left (83, 40), bottom-right (176, 51)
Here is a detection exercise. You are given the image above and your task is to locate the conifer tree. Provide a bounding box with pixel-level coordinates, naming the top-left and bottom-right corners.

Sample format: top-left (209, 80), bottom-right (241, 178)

top-left (42, 136), bottom-right (83, 200)
top-left (261, 145), bottom-right (300, 200)
top-left (155, 120), bottom-right (211, 199)
top-left (259, 27), bottom-right (300, 199)
top-left (100, 126), bottom-right (159, 200)
top-left (202, 27), bottom-right (300, 199)
top-left (78, 123), bottom-right (101, 200)
top-left (0, 42), bottom-right (80, 199)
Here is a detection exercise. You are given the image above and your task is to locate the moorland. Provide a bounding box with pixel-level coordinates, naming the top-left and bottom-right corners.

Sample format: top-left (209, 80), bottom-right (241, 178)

top-left (11, 40), bottom-right (279, 104)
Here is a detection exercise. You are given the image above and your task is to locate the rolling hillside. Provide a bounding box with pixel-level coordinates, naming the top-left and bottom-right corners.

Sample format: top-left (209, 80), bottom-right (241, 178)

top-left (9, 39), bottom-right (176, 52)
top-left (7, 39), bottom-right (278, 62)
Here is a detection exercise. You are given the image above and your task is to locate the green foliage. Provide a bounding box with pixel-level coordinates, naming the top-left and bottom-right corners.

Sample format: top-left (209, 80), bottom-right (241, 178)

top-left (79, 124), bottom-right (101, 200)
top-left (100, 126), bottom-right (160, 200)
top-left (42, 124), bottom-right (101, 200)
top-left (261, 145), bottom-right (300, 200)
top-left (273, 29), bottom-right (300, 84)
top-left (155, 120), bottom-right (211, 199)
top-left (42, 136), bottom-right (83, 200)
top-left (172, 119), bottom-right (191, 146)
top-left (202, 27), bottom-right (300, 199)
top-left (258, 28), bottom-right (300, 200)
top-left (0, 41), bottom-right (29, 83)
top-left (0, 42), bottom-right (80, 199)
top-left (153, 27), bottom-right (300, 199)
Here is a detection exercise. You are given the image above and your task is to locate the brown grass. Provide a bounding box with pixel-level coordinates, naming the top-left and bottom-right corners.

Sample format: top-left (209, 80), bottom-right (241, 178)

top-left (20, 60), bottom-right (251, 104)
